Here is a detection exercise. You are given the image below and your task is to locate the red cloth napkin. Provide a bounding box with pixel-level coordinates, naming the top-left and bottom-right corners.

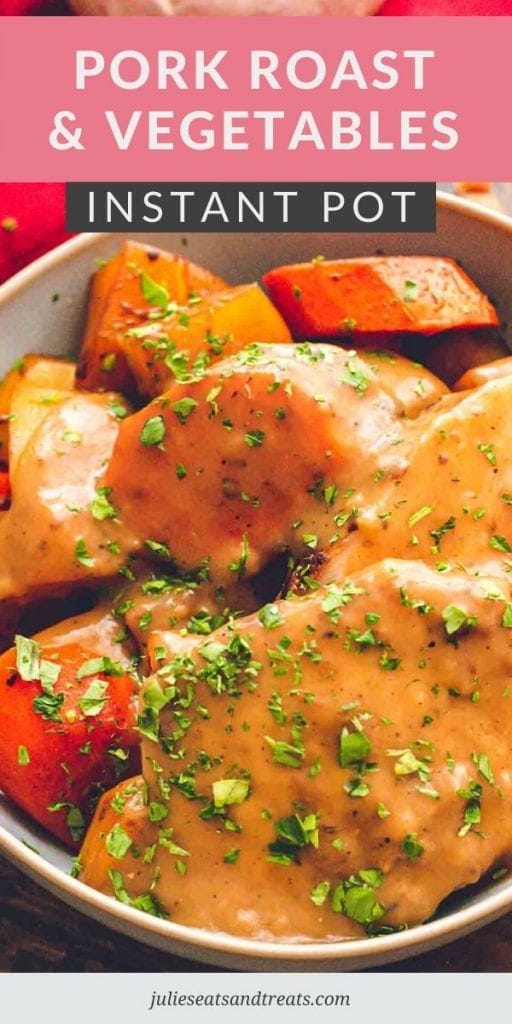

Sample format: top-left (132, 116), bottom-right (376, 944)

top-left (0, 183), bottom-right (72, 284)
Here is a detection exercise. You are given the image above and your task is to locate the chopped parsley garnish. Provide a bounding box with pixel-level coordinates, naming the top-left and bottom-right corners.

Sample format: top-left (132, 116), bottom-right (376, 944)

top-left (74, 538), bottom-right (94, 568)
top-left (267, 692), bottom-right (286, 725)
top-left (340, 359), bottom-right (370, 397)
top-left (212, 779), bottom-right (250, 809)
top-left (472, 751), bottom-right (494, 785)
top-left (259, 604), bottom-right (283, 630)
top-left (228, 533), bottom-right (250, 578)
top-left (429, 516), bottom-right (456, 551)
top-left (321, 581), bottom-right (364, 624)
top-left (32, 691), bottom-right (64, 722)
top-left (267, 812), bottom-right (319, 865)
top-left (403, 279), bottom-right (418, 302)
top-left (339, 727), bottom-right (372, 768)
top-left (477, 442), bottom-right (497, 466)
top-left (331, 869), bottom-right (385, 928)
top-left (265, 736), bottom-right (304, 769)
top-left (172, 398), bottom-right (198, 424)
top-left (145, 539), bottom-right (172, 559)
top-left (490, 535), bottom-right (512, 553)
top-left (109, 400), bottom-right (128, 420)
top-left (76, 657), bottom-right (124, 679)
top-left (140, 272), bottom-right (170, 310)
top-left (90, 487), bottom-right (118, 521)
top-left (79, 679), bottom-right (109, 717)
top-left (408, 505), bottom-right (434, 528)
top-left (106, 823), bottom-right (133, 860)
top-left (457, 781), bottom-right (482, 837)
top-left (442, 604), bottom-right (477, 636)
top-left (49, 802), bottom-right (85, 842)
top-left (244, 429), bottom-right (265, 448)
top-left (400, 833), bottom-right (425, 861)
top-left (310, 880), bottom-right (331, 906)
top-left (101, 353), bottom-right (116, 373)
top-left (15, 635), bottom-right (40, 681)
top-left (140, 415), bottom-right (166, 447)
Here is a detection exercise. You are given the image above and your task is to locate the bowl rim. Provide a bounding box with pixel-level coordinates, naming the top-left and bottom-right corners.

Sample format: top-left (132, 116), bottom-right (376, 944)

top-left (2, 188), bottom-right (512, 967)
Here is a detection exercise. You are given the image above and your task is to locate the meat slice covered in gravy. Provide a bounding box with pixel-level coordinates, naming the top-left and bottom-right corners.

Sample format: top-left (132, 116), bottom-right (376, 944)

top-left (105, 344), bottom-right (418, 583)
top-left (0, 393), bottom-right (133, 601)
top-left (317, 374), bottom-right (512, 586)
top-left (80, 559), bottom-right (512, 941)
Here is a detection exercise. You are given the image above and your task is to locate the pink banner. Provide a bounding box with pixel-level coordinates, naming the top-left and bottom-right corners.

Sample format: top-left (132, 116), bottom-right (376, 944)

top-left (0, 16), bottom-right (509, 181)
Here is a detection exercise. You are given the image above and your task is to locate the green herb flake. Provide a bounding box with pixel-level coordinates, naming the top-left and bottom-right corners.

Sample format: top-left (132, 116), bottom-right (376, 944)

top-left (340, 359), bottom-right (370, 397)
top-left (267, 812), bottom-right (319, 865)
top-left (79, 679), bottom-right (109, 717)
top-left (408, 505), bottom-right (434, 528)
top-left (15, 635), bottom-right (40, 681)
top-left (259, 603), bottom-right (283, 630)
top-left (101, 353), bottom-right (117, 373)
top-left (477, 442), bottom-right (497, 466)
top-left (223, 849), bottom-right (240, 864)
top-left (442, 604), bottom-right (477, 636)
top-left (90, 487), bottom-right (118, 521)
top-left (490, 534), bottom-right (512, 553)
top-left (339, 727), bottom-right (371, 768)
top-left (310, 880), bottom-right (331, 906)
top-left (400, 833), bottom-right (425, 861)
top-left (472, 751), bottom-right (495, 785)
top-left (141, 273), bottom-right (170, 310)
top-left (106, 823), bottom-right (133, 860)
top-left (140, 415), bottom-right (166, 448)
top-left (76, 657), bottom-right (123, 680)
top-left (403, 279), bottom-right (418, 302)
top-left (74, 538), bottom-right (94, 569)
top-left (172, 398), bottom-right (198, 425)
top-left (244, 429), bottom-right (265, 448)
top-left (148, 801), bottom-right (169, 823)
top-left (265, 736), bottom-right (304, 769)
top-left (331, 869), bottom-right (385, 928)
top-left (212, 779), bottom-right (250, 809)
top-left (32, 691), bottom-right (64, 722)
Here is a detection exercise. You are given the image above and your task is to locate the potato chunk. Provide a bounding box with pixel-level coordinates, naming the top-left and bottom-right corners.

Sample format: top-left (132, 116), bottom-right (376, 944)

top-left (77, 241), bottom-right (227, 393)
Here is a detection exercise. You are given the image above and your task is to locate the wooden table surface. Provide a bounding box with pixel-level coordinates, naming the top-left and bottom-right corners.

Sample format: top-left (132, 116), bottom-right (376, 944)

top-left (3, 183), bottom-right (512, 974)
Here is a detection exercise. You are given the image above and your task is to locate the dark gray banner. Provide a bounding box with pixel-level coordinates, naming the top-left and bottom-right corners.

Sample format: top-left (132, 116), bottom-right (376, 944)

top-left (65, 182), bottom-right (436, 233)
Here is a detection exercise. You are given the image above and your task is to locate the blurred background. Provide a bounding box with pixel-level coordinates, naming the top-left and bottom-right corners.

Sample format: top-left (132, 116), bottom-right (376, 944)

top-left (0, 181), bottom-right (510, 286)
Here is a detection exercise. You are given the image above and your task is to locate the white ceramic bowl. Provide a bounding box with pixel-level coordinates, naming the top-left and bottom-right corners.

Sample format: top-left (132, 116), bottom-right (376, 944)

top-left (2, 191), bottom-right (512, 970)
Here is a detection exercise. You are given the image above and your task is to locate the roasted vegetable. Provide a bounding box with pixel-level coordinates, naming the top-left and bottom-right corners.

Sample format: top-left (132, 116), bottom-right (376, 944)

top-left (0, 355), bottom-right (76, 463)
top-left (77, 242), bottom-right (227, 394)
top-left (119, 282), bottom-right (292, 398)
top-left (263, 256), bottom-right (499, 340)
top-left (0, 637), bottom-right (139, 847)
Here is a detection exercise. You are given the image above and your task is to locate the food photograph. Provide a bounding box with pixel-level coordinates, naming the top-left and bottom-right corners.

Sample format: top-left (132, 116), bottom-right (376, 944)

top-left (1, 0), bottom-right (511, 17)
top-left (2, 185), bottom-right (512, 972)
